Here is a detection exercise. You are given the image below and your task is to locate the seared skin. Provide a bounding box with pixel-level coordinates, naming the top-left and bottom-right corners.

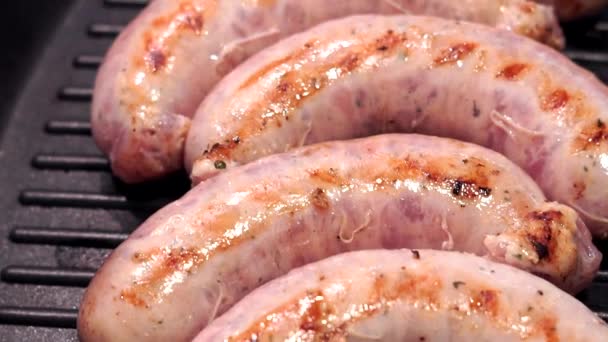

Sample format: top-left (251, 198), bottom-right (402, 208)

top-left (185, 15), bottom-right (608, 237)
top-left (78, 135), bottom-right (600, 342)
top-left (539, 0), bottom-right (608, 20)
top-left (91, 0), bottom-right (564, 183)
top-left (196, 249), bottom-right (608, 342)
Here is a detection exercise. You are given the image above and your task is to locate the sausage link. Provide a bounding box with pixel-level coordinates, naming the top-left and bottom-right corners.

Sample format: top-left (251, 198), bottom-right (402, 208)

top-left (196, 249), bottom-right (608, 341)
top-left (79, 135), bottom-right (599, 341)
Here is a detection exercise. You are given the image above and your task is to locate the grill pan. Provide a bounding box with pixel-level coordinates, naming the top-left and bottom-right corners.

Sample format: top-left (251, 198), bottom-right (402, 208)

top-left (0, 1), bottom-right (607, 340)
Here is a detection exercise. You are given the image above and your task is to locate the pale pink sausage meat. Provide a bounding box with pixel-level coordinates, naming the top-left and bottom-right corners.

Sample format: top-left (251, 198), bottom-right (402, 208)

top-left (91, 0), bottom-right (563, 183)
top-left (79, 135), bottom-right (599, 341)
top-left (185, 15), bottom-right (608, 237)
top-left (196, 250), bottom-right (608, 342)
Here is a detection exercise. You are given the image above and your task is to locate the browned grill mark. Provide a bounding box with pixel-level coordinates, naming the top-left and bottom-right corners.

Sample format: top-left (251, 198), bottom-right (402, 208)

top-left (525, 210), bottom-right (563, 262)
top-left (119, 247), bottom-right (202, 307)
top-left (238, 44), bottom-right (314, 90)
top-left (372, 273), bottom-right (387, 301)
top-left (120, 188), bottom-right (306, 307)
top-left (529, 210), bottom-right (564, 222)
top-left (232, 271), bottom-right (443, 340)
top-left (311, 188), bottom-right (330, 209)
top-left (528, 226), bottom-right (552, 261)
top-left (496, 63), bottom-right (529, 80)
top-left (299, 291), bottom-right (332, 332)
top-left (434, 42), bottom-right (478, 66)
top-left (375, 29), bottom-right (402, 51)
top-left (230, 290), bottom-right (338, 340)
top-left (308, 168), bottom-right (344, 185)
top-left (182, 12), bottom-right (204, 34)
top-left (537, 316), bottom-right (558, 342)
top-left (429, 159), bottom-right (493, 199)
top-left (119, 289), bottom-right (148, 308)
top-left (357, 156), bottom-right (496, 202)
top-left (137, 2), bottom-right (211, 74)
top-left (519, 2), bottom-right (536, 13)
top-left (276, 81), bottom-right (290, 93)
top-left (145, 49), bottom-right (167, 72)
top-left (541, 89), bottom-right (569, 111)
top-left (530, 239), bottom-right (549, 260)
top-left (338, 53), bottom-right (360, 71)
top-left (573, 181), bottom-right (587, 200)
top-left (131, 248), bottom-right (161, 263)
top-left (470, 289), bottom-right (499, 317)
top-left (200, 138), bottom-right (241, 162)
top-left (450, 179), bottom-right (492, 199)
top-left (204, 30), bottom-right (407, 161)
top-left (574, 119), bottom-right (608, 151)
top-left (393, 273), bottom-right (442, 311)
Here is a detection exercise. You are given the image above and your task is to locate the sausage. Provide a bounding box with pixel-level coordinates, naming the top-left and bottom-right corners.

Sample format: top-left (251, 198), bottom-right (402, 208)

top-left (195, 249), bottom-right (608, 342)
top-left (538, 0), bottom-right (608, 20)
top-left (92, 0), bottom-right (564, 183)
top-left (78, 135), bottom-right (600, 341)
top-left (184, 15), bottom-right (608, 237)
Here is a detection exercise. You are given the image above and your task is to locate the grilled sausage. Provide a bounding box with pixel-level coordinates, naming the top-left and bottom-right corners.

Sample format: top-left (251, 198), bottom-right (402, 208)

top-left (92, 0), bottom-right (564, 183)
top-left (78, 135), bottom-right (600, 342)
top-left (184, 15), bottom-right (608, 237)
top-left (196, 249), bottom-right (608, 342)
top-left (539, 0), bottom-right (608, 20)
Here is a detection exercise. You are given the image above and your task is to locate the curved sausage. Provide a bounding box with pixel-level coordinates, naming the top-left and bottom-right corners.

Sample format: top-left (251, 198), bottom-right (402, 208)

top-left (184, 15), bottom-right (608, 237)
top-left (92, 0), bottom-right (564, 183)
top-left (196, 249), bottom-right (608, 342)
top-left (539, 0), bottom-right (608, 20)
top-left (78, 135), bottom-right (600, 341)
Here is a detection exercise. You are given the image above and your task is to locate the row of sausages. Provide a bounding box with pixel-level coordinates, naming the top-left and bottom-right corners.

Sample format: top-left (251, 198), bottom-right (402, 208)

top-left (82, 0), bottom-right (608, 341)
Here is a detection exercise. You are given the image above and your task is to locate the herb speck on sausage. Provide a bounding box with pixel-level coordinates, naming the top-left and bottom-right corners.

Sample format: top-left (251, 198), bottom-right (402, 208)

top-left (453, 281), bottom-right (466, 289)
top-left (412, 250), bottom-right (420, 259)
top-left (472, 101), bottom-right (480, 117)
